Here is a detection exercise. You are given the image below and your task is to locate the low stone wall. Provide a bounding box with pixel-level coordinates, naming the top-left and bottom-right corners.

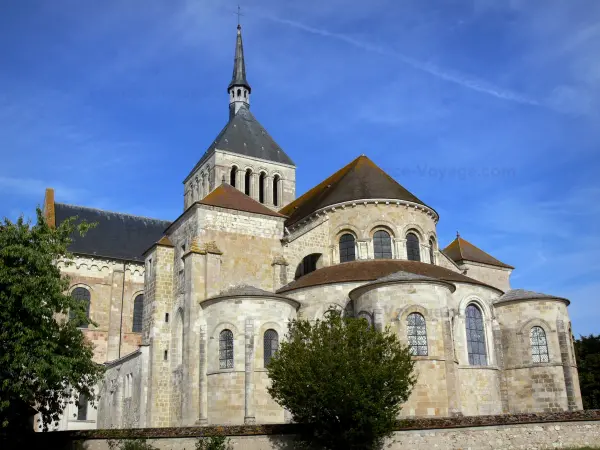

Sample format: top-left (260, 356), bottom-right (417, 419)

top-left (13, 410), bottom-right (600, 450)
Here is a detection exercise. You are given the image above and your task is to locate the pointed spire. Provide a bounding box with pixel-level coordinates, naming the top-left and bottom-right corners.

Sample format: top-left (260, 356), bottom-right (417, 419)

top-left (228, 24), bottom-right (251, 118)
top-left (228, 24), bottom-right (251, 93)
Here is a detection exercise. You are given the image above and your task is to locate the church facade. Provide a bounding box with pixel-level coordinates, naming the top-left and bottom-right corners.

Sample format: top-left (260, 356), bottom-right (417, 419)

top-left (41, 24), bottom-right (582, 431)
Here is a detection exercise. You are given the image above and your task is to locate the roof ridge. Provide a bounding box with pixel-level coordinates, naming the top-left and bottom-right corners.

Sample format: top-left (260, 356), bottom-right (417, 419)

top-left (55, 202), bottom-right (171, 224)
top-left (443, 235), bottom-right (513, 269)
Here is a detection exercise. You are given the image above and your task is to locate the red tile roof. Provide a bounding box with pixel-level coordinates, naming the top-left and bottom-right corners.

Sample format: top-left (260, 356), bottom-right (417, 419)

top-left (279, 155), bottom-right (432, 227)
top-left (277, 259), bottom-right (501, 293)
top-left (199, 183), bottom-right (286, 218)
top-left (443, 236), bottom-right (513, 269)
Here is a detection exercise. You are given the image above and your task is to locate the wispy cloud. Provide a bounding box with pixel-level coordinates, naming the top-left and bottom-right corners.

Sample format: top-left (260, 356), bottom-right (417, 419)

top-left (253, 12), bottom-right (542, 107)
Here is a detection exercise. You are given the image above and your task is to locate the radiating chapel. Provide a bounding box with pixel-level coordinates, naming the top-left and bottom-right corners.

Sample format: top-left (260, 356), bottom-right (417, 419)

top-left (41, 24), bottom-right (582, 431)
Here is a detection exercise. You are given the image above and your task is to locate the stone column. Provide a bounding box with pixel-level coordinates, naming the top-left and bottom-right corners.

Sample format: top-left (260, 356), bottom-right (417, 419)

top-left (265, 176), bottom-right (273, 206)
top-left (236, 169), bottom-right (244, 191)
top-left (557, 320), bottom-right (578, 411)
top-left (244, 318), bottom-right (256, 424)
top-left (492, 321), bottom-right (510, 413)
top-left (198, 325), bottom-right (208, 425)
top-left (442, 309), bottom-right (461, 416)
top-left (250, 172), bottom-right (259, 200)
top-left (107, 263), bottom-right (126, 361)
top-left (395, 238), bottom-right (407, 260)
top-left (357, 239), bottom-right (370, 260)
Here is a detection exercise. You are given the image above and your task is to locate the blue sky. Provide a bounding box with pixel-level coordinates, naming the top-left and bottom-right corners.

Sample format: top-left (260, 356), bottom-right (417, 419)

top-left (1, 1), bottom-right (599, 335)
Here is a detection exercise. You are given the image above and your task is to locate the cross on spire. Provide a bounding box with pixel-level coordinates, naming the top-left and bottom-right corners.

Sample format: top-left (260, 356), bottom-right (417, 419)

top-left (236, 5), bottom-right (244, 26)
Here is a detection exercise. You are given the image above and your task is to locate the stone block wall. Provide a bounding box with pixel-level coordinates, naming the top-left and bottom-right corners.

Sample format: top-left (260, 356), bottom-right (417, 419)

top-left (459, 260), bottom-right (512, 292)
top-left (57, 255), bottom-right (145, 364)
top-left (32, 411), bottom-right (600, 450)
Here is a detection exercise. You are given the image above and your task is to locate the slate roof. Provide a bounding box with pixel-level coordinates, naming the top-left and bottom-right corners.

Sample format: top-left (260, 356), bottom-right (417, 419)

top-left (185, 105), bottom-right (294, 183)
top-left (198, 183), bottom-right (286, 218)
top-left (55, 203), bottom-right (171, 262)
top-left (219, 285), bottom-right (279, 297)
top-left (228, 25), bottom-right (251, 92)
top-left (279, 155), bottom-right (432, 227)
top-left (494, 289), bottom-right (569, 305)
top-left (443, 236), bottom-right (514, 269)
top-left (277, 259), bottom-right (500, 293)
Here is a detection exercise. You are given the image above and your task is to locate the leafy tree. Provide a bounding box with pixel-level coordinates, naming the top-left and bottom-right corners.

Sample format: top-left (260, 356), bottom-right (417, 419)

top-left (574, 334), bottom-right (600, 410)
top-left (195, 436), bottom-right (232, 450)
top-left (267, 309), bottom-right (416, 450)
top-left (0, 208), bottom-right (104, 431)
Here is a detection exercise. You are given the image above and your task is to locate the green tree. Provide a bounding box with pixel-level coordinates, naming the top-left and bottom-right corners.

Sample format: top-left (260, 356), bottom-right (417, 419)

top-left (267, 309), bottom-right (416, 450)
top-left (574, 334), bottom-right (600, 410)
top-left (0, 208), bottom-right (104, 431)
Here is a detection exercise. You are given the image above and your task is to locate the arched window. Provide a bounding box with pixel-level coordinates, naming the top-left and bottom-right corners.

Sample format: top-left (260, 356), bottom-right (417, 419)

top-left (132, 294), bottom-right (144, 333)
top-left (244, 169), bottom-right (252, 196)
top-left (295, 253), bottom-right (321, 279)
top-left (406, 232), bottom-right (421, 261)
top-left (429, 238), bottom-right (435, 264)
top-left (259, 172), bottom-right (266, 204)
top-left (237, 88), bottom-right (241, 97)
top-left (373, 230), bottom-right (392, 259)
top-left (264, 329), bottom-right (279, 367)
top-left (230, 166), bottom-right (238, 187)
top-left (201, 172), bottom-right (206, 198)
top-left (339, 234), bottom-right (356, 262)
top-left (531, 326), bottom-right (549, 363)
top-left (219, 329), bottom-right (234, 369)
top-left (465, 304), bottom-right (487, 365)
top-left (273, 175), bottom-right (280, 207)
top-left (407, 313), bottom-right (428, 356)
top-left (69, 287), bottom-right (90, 328)
top-left (357, 311), bottom-right (373, 326)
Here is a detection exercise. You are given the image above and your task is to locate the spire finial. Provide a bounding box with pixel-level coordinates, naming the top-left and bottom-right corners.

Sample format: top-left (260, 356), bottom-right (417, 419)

top-left (236, 5), bottom-right (242, 27)
top-left (456, 231), bottom-right (460, 239)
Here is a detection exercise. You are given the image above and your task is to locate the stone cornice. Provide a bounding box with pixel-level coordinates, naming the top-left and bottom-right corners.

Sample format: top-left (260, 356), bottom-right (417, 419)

top-left (287, 198), bottom-right (439, 234)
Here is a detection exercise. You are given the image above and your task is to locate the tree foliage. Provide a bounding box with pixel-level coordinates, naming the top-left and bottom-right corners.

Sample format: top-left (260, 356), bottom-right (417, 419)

top-left (267, 309), bottom-right (416, 450)
top-left (574, 334), bottom-right (600, 410)
top-left (0, 208), bottom-right (104, 431)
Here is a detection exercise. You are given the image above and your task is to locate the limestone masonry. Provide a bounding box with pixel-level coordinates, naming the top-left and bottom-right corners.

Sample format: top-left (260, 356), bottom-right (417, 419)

top-left (40, 24), bottom-right (582, 431)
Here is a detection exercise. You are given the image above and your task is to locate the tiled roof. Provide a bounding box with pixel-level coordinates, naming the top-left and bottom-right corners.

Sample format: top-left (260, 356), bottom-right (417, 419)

top-left (185, 105), bottom-right (294, 182)
top-left (228, 25), bottom-right (251, 92)
top-left (494, 289), bottom-right (568, 305)
top-left (279, 155), bottom-right (432, 227)
top-left (443, 236), bottom-right (513, 269)
top-left (55, 203), bottom-right (171, 262)
top-left (357, 270), bottom-right (455, 292)
top-left (199, 183), bottom-right (286, 218)
top-left (277, 259), bottom-right (500, 293)
top-left (219, 285), bottom-right (278, 297)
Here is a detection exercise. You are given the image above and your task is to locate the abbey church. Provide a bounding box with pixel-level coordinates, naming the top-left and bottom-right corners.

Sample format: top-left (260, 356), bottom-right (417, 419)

top-left (41, 24), bottom-right (582, 431)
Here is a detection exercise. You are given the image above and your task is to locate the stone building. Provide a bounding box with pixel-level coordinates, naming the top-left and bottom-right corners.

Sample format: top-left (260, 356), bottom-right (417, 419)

top-left (41, 24), bottom-right (582, 430)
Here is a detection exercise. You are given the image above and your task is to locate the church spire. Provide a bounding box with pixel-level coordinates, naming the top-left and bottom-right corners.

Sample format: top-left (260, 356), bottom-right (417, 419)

top-left (228, 23), bottom-right (251, 119)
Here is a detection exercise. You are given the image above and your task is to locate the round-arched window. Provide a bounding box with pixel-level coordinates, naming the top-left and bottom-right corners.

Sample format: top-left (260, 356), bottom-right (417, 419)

top-left (465, 304), bottom-right (487, 366)
top-left (373, 230), bottom-right (392, 259)
top-left (339, 234), bottom-right (356, 262)
top-left (531, 326), bottom-right (549, 363)
top-left (69, 287), bottom-right (90, 328)
top-left (264, 329), bottom-right (279, 367)
top-left (219, 329), bottom-right (234, 369)
top-left (406, 233), bottom-right (420, 261)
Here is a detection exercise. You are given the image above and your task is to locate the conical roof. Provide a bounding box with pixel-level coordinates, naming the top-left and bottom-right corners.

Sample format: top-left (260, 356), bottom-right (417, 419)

top-left (199, 183), bottom-right (285, 218)
top-left (494, 289), bottom-right (568, 305)
top-left (279, 155), bottom-right (433, 227)
top-left (228, 25), bottom-right (250, 92)
top-left (443, 235), bottom-right (513, 269)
